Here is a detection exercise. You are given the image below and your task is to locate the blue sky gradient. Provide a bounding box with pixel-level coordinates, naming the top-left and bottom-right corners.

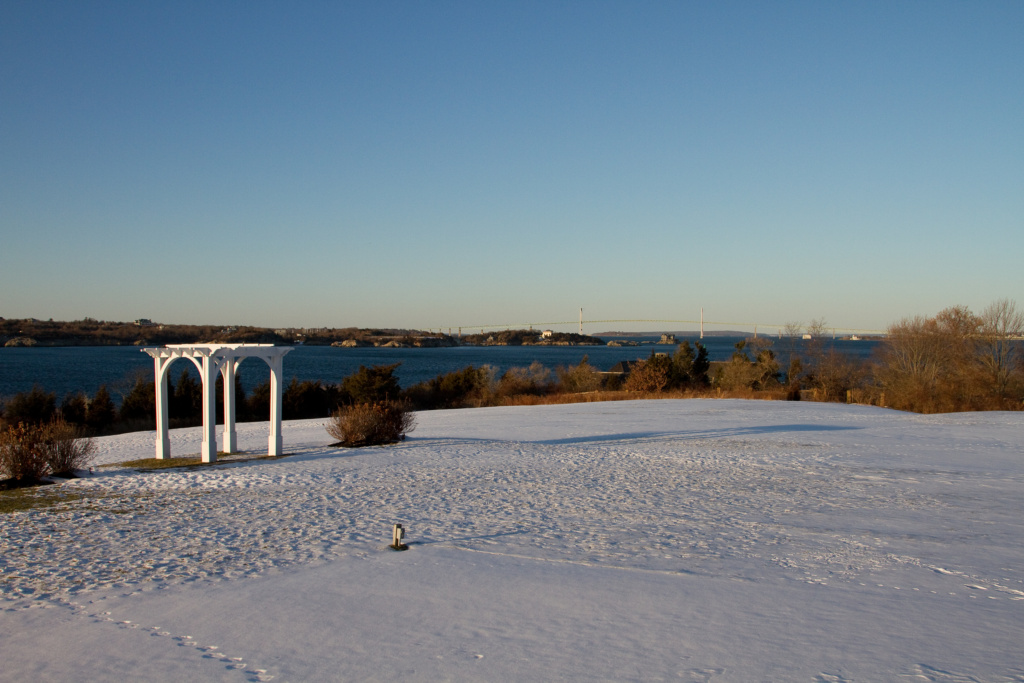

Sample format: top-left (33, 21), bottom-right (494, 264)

top-left (2, 2), bottom-right (1022, 333)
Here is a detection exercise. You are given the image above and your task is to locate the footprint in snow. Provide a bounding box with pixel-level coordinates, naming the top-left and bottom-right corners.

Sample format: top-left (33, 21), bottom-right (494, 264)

top-left (907, 662), bottom-right (991, 682)
top-left (815, 674), bottom-right (851, 683)
top-left (681, 667), bottom-right (725, 682)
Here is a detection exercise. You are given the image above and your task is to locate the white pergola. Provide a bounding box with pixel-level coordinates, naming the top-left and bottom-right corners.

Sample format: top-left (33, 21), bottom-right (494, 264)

top-left (141, 344), bottom-right (293, 462)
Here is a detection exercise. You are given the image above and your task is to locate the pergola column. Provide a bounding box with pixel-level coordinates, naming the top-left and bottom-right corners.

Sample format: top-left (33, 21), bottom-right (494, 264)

top-left (221, 360), bottom-right (238, 454)
top-left (268, 354), bottom-right (285, 456)
top-left (154, 356), bottom-right (171, 459)
top-left (200, 353), bottom-right (218, 463)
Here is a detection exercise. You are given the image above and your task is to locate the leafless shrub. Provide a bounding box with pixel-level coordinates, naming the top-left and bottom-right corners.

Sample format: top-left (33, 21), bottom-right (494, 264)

top-left (557, 357), bottom-right (602, 393)
top-left (624, 358), bottom-right (670, 392)
top-left (44, 419), bottom-right (96, 477)
top-left (326, 401), bottom-right (415, 447)
top-left (715, 357), bottom-right (757, 391)
top-left (808, 349), bottom-right (861, 402)
top-left (0, 419), bottom-right (96, 484)
top-left (495, 362), bottom-right (552, 398)
top-left (0, 423), bottom-right (49, 483)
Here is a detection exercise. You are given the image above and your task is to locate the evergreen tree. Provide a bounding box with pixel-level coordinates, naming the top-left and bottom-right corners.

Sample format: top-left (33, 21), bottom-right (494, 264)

top-left (342, 364), bottom-right (402, 404)
top-left (171, 370), bottom-right (202, 420)
top-left (248, 381), bottom-right (271, 421)
top-left (222, 373), bottom-right (248, 421)
top-left (2, 386), bottom-right (56, 425)
top-left (752, 347), bottom-right (781, 390)
top-left (692, 342), bottom-right (710, 386)
top-left (119, 376), bottom-right (155, 424)
top-left (671, 342), bottom-right (696, 388)
top-left (283, 378), bottom-right (333, 419)
top-left (59, 392), bottom-right (89, 425)
top-left (86, 385), bottom-right (116, 434)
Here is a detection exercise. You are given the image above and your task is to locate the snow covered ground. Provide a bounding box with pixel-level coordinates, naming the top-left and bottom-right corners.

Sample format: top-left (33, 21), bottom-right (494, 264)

top-left (2, 399), bottom-right (1022, 681)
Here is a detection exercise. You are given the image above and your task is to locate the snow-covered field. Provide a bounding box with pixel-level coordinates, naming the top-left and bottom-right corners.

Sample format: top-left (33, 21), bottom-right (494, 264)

top-left (2, 399), bottom-right (1022, 681)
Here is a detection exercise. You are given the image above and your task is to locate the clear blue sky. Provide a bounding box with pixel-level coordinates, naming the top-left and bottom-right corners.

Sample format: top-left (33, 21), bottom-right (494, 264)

top-left (2, 1), bottom-right (1021, 333)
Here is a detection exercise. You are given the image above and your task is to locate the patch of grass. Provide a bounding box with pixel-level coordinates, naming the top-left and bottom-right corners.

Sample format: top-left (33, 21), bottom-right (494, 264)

top-left (0, 485), bottom-right (153, 515)
top-left (0, 477), bottom-right (55, 492)
top-left (112, 456), bottom-right (206, 470)
top-left (107, 453), bottom-right (293, 471)
top-left (0, 486), bottom-right (86, 514)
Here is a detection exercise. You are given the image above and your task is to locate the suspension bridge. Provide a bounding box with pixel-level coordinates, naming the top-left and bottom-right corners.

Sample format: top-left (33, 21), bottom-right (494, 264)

top-left (428, 312), bottom-right (887, 338)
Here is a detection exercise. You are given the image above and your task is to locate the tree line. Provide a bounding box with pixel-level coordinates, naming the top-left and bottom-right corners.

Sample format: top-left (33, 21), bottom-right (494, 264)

top-left (1, 300), bottom-right (1021, 435)
top-left (709, 299), bottom-right (1023, 412)
top-left (0, 317), bottom-right (448, 347)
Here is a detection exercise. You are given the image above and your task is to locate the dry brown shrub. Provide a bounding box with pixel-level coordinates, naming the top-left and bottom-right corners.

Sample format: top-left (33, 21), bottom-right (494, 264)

top-left (557, 358), bottom-right (602, 393)
top-left (0, 419), bottom-right (94, 484)
top-left (0, 423), bottom-right (49, 483)
top-left (495, 388), bottom-right (721, 407)
top-left (326, 401), bottom-right (415, 447)
top-left (624, 359), bottom-right (670, 393)
top-left (495, 362), bottom-right (552, 399)
top-left (45, 419), bottom-right (96, 476)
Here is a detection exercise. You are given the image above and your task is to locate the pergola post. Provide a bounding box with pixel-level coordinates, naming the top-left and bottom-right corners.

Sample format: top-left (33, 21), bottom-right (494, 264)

top-left (154, 356), bottom-right (171, 459)
top-left (221, 360), bottom-right (237, 454)
top-left (268, 354), bottom-right (284, 456)
top-left (200, 353), bottom-right (218, 463)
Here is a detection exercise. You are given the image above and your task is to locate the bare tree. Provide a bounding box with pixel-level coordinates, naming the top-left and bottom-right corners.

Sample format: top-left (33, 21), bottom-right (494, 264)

top-left (977, 299), bottom-right (1024, 401)
top-left (934, 305), bottom-right (984, 407)
top-left (802, 318), bottom-right (857, 401)
top-left (782, 321), bottom-right (804, 387)
top-left (873, 316), bottom-right (947, 411)
top-left (874, 304), bottom-right (1009, 412)
top-left (806, 318), bottom-right (829, 340)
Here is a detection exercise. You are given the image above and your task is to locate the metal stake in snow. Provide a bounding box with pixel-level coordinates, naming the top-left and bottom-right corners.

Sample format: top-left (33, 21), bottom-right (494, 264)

top-left (391, 523), bottom-right (407, 550)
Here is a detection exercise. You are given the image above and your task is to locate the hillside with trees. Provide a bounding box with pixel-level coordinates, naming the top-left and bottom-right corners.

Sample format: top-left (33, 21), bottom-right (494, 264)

top-left (0, 318), bottom-right (453, 347)
top-left (460, 329), bottom-right (604, 346)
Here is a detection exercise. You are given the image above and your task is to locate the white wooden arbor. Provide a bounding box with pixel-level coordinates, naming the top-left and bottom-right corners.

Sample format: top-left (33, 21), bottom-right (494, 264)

top-left (142, 344), bottom-right (293, 462)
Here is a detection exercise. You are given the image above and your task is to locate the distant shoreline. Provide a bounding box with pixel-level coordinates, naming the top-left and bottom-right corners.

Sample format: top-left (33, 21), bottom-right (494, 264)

top-left (2, 317), bottom-right (885, 349)
top-left (1, 332), bottom-right (886, 348)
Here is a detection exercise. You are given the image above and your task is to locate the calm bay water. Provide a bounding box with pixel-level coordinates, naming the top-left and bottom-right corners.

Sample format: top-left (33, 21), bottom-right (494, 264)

top-left (0, 337), bottom-right (880, 403)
